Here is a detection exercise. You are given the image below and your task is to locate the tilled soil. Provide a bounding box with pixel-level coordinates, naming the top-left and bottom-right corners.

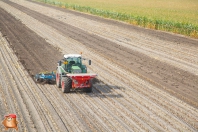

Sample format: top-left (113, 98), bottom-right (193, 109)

top-left (0, 0), bottom-right (198, 131)
top-left (0, 7), bottom-right (62, 75)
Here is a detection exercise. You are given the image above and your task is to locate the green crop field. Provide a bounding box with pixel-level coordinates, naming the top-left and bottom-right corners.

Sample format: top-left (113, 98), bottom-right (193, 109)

top-left (36, 0), bottom-right (198, 38)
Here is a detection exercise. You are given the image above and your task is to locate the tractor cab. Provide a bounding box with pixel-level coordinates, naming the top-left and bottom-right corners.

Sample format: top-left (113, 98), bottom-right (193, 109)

top-left (59, 54), bottom-right (90, 73)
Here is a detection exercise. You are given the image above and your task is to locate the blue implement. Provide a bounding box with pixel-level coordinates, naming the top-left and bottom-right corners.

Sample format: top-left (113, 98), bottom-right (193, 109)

top-left (34, 71), bottom-right (56, 82)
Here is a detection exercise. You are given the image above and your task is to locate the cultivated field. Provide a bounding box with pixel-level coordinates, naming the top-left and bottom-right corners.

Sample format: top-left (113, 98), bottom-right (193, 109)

top-left (0, 0), bottom-right (198, 131)
top-left (47, 0), bottom-right (198, 24)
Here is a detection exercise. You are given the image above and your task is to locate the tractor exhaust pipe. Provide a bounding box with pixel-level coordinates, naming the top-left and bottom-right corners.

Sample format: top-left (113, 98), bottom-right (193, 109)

top-left (89, 60), bottom-right (91, 65)
top-left (58, 61), bottom-right (62, 66)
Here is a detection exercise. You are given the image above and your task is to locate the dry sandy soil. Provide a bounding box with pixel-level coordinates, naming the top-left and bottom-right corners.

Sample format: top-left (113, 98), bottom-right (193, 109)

top-left (0, 0), bottom-right (198, 131)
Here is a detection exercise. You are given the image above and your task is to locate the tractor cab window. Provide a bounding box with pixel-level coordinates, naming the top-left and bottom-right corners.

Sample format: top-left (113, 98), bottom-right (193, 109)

top-left (67, 57), bottom-right (81, 65)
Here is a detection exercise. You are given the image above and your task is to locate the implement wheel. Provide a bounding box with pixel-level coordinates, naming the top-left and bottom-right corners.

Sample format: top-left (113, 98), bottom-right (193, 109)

top-left (34, 77), bottom-right (40, 82)
top-left (56, 71), bottom-right (61, 88)
top-left (61, 77), bottom-right (72, 93)
top-left (34, 74), bottom-right (41, 82)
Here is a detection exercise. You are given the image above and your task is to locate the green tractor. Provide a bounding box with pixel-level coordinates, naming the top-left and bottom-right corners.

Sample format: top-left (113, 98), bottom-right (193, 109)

top-left (56, 54), bottom-right (97, 93)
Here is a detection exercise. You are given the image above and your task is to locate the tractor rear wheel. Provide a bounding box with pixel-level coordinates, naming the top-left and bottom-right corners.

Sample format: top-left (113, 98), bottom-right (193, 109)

top-left (61, 77), bottom-right (72, 93)
top-left (56, 72), bottom-right (61, 88)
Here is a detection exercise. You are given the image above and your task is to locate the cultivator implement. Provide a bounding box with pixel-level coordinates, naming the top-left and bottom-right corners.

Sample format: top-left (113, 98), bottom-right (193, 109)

top-left (34, 71), bottom-right (56, 83)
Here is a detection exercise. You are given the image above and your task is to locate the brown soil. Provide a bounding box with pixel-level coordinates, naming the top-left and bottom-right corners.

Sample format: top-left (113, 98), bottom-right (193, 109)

top-left (0, 6), bottom-right (62, 76)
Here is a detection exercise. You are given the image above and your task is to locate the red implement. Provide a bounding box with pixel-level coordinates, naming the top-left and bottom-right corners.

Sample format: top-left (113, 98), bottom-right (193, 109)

top-left (67, 73), bottom-right (97, 88)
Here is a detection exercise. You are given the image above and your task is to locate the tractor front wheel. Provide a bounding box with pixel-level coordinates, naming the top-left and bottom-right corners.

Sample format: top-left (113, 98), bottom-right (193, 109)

top-left (56, 72), bottom-right (61, 88)
top-left (61, 77), bottom-right (72, 93)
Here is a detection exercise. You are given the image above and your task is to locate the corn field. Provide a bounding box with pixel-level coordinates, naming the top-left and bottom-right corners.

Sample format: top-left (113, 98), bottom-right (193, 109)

top-left (38, 0), bottom-right (198, 38)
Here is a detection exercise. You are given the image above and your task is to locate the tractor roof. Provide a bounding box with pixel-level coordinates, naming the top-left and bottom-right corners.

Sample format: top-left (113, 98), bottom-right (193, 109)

top-left (64, 54), bottom-right (81, 59)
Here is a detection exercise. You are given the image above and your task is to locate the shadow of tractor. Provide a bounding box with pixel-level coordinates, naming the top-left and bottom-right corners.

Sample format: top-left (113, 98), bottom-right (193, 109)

top-left (70, 78), bottom-right (125, 98)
